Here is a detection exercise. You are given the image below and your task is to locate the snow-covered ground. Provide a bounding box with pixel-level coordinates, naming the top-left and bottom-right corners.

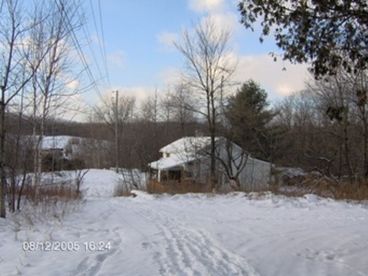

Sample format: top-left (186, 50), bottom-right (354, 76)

top-left (0, 169), bottom-right (367, 276)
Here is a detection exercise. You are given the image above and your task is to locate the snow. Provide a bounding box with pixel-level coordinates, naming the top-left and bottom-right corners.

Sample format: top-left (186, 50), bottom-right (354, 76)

top-left (159, 136), bottom-right (215, 155)
top-left (1, 169), bottom-right (368, 275)
top-left (149, 136), bottom-right (214, 170)
top-left (82, 169), bottom-right (124, 198)
top-left (276, 166), bottom-right (306, 178)
top-left (39, 135), bottom-right (76, 150)
top-left (149, 154), bottom-right (197, 170)
top-left (150, 136), bottom-right (213, 170)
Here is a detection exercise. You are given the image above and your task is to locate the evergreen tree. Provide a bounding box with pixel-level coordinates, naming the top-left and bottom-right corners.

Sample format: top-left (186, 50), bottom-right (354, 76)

top-left (225, 80), bottom-right (274, 160)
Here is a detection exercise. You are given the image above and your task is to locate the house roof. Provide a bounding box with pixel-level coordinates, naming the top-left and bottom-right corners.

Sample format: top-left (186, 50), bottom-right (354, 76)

top-left (149, 136), bottom-right (270, 172)
top-left (40, 136), bottom-right (75, 150)
top-left (160, 136), bottom-right (220, 155)
top-left (149, 155), bottom-right (197, 170)
top-left (149, 136), bottom-right (220, 170)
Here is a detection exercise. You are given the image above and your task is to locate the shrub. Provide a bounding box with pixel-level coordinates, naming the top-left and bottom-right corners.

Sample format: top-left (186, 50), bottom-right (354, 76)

top-left (146, 180), bottom-right (212, 194)
top-left (272, 172), bottom-right (368, 201)
top-left (11, 180), bottom-right (83, 225)
top-left (21, 183), bottom-right (81, 203)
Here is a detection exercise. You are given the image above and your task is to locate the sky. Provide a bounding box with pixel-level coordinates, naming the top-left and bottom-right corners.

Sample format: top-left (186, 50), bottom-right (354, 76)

top-left (80, 0), bottom-right (311, 109)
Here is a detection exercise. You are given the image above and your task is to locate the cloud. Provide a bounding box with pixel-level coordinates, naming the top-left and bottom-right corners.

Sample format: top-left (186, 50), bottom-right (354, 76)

top-left (160, 53), bottom-right (310, 99)
top-left (159, 67), bottom-right (182, 86)
top-left (66, 79), bottom-right (80, 90)
top-left (233, 54), bottom-right (311, 98)
top-left (107, 50), bottom-right (125, 68)
top-left (200, 12), bottom-right (239, 34)
top-left (60, 71), bottom-right (80, 91)
top-left (50, 93), bottom-right (87, 122)
top-left (188, 0), bottom-right (224, 13)
top-left (102, 86), bottom-right (159, 104)
top-left (90, 33), bottom-right (102, 45)
top-left (157, 31), bottom-right (178, 49)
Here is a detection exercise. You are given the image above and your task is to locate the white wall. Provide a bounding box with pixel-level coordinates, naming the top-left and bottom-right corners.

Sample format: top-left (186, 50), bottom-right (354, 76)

top-left (238, 157), bottom-right (271, 190)
top-left (217, 140), bottom-right (271, 190)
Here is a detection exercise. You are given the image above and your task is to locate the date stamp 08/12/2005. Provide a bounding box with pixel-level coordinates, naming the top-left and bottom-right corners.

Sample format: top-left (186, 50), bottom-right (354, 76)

top-left (22, 240), bottom-right (112, 252)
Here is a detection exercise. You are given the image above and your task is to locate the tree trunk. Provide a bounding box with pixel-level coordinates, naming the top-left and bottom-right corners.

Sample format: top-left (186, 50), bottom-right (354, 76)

top-left (209, 90), bottom-right (217, 190)
top-left (342, 111), bottom-right (353, 183)
top-left (362, 108), bottom-right (368, 177)
top-left (0, 98), bottom-right (6, 218)
top-left (17, 171), bottom-right (27, 211)
top-left (210, 127), bottom-right (216, 190)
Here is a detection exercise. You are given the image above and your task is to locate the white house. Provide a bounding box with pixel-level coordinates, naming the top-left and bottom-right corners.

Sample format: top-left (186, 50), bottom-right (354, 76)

top-left (39, 136), bottom-right (75, 158)
top-left (148, 136), bottom-right (271, 190)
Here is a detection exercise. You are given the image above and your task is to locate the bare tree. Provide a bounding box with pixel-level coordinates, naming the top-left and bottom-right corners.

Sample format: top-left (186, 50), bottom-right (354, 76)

top-left (141, 91), bottom-right (159, 123)
top-left (215, 138), bottom-right (248, 190)
top-left (0, 0), bottom-right (42, 218)
top-left (322, 69), bottom-right (368, 178)
top-left (313, 72), bottom-right (355, 181)
top-left (272, 71), bottom-right (367, 180)
top-left (175, 19), bottom-right (235, 189)
top-left (0, 0), bottom-right (85, 217)
top-left (94, 93), bottom-right (136, 169)
top-left (167, 84), bottom-right (196, 134)
top-left (354, 70), bottom-right (368, 176)
top-left (6, 81), bottom-right (33, 212)
top-left (30, 0), bottom-right (82, 187)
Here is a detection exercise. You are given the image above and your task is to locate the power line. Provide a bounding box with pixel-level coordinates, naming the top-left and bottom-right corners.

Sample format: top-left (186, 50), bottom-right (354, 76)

top-left (97, 0), bottom-right (110, 86)
top-left (88, 0), bottom-right (110, 87)
top-left (55, 0), bottom-right (104, 98)
top-left (80, 19), bottom-right (105, 85)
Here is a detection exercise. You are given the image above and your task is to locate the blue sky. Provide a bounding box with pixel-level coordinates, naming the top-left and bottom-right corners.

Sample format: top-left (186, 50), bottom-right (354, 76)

top-left (81, 0), bottom-right (310, 105)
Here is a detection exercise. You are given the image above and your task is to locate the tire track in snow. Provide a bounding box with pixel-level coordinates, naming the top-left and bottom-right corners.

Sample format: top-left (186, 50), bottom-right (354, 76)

top-left (72, 202), bottom-right (123, 276)
top-left (134, 203), bottom-right (259, 276)
top-left (73, 228), bottom-right (122, 276)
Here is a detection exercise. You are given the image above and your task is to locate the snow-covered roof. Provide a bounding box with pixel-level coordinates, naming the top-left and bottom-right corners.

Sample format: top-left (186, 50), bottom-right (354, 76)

top-left (160, 136), bottom-right (219, 155)
top-left (22, 135), bottom-right (78, 150)
top-left (149, 155), bottom-right (197, 170)
top-left (149, 136), bottom-right (220, 170)
top-left (40, 136), bottom-right (76, 150)
top-left (24, 135), bottom-right (110, 152)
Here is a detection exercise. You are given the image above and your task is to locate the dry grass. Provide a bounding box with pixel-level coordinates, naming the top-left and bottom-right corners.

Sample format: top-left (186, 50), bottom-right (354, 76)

top-left (11, 182), bottom-right (83, 226)
top-left (147, 180), bottom-right (212, 194)
top-left (144, 173), bottom-right (368, 201)
top-left (21, 183), bottom-right (81, 204)
top-left (272, 173), bottom-right (368, 201)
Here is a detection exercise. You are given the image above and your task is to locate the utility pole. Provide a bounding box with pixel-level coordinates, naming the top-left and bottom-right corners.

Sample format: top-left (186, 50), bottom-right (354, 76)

top-left (114, 90), bottom-right (119, 173)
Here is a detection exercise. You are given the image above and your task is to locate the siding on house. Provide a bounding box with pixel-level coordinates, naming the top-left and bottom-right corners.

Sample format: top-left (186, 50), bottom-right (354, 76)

top-left (238, 157), bottom-right (271, 190)
top-left (217, 140), bottom-right (271, 190)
